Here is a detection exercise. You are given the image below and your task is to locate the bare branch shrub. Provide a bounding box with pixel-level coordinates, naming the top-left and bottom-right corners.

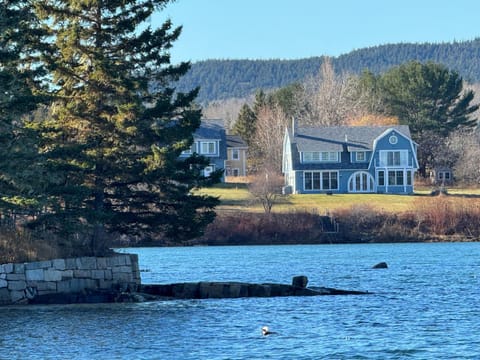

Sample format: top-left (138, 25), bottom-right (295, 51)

top-left (247, 170), bottom-right (285, 214)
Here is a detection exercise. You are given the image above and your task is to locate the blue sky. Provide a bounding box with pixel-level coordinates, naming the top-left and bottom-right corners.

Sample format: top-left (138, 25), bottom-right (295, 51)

top-left (153, 0), bottom-right (480, 64)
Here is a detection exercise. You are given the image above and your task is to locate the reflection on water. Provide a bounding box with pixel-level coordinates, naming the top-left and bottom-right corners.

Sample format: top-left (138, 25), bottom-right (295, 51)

top-left (2, 243), bottom-right (480, 359)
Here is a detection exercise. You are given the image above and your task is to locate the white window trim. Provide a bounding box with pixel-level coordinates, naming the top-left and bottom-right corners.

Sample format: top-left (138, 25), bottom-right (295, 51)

top-left (231, 149), bottom-right (240, 160)
top-left (302, 151), bottom-right (339, 163)
top-left (200, 141), bottom-right (217, 155)
top-left (379, 150), bottom-right (409, 167)
top-left (303, 171), bottom-right (339, 191)
top-left (356, 151), bottom-right (366, 162)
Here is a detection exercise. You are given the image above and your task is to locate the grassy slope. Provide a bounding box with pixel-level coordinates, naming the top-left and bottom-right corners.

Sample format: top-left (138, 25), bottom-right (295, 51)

top-left (195, 184), bottom-right (480, 214)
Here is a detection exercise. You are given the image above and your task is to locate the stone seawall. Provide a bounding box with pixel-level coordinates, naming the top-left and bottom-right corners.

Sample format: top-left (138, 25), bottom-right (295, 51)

top-left (0, 254), bottom-right (140, 305)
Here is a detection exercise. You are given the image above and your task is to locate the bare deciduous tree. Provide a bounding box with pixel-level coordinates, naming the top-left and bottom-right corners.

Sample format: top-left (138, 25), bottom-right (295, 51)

top-left (248, 170), bottom-right (284, 214)
top-left (250, 103), bottom-right (288, 173)
top-left (448, 129), bottom-right (480, 184)
top-left (297, 57), bottom-right (366, 126)
top-left (202, 98), bottom-right (247, 131)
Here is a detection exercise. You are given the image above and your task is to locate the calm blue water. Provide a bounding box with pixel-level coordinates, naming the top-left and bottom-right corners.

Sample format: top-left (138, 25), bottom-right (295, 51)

top-left (1, 243), bottom-right (479, 359)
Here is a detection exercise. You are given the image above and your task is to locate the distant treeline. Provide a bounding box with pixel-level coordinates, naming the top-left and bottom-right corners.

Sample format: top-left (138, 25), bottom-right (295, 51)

top-left (175, 39), bottom-right (480, 104)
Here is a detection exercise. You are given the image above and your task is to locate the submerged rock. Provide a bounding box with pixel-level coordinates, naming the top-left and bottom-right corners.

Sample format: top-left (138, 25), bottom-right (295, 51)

top-left (373, 262), bottom-right (388, 269)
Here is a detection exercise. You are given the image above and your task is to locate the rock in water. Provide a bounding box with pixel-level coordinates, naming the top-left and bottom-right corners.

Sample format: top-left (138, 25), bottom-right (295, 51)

top-left (292, 275), bottom-right (308, 288)
top-left (372, 262), bottom-right (388, 269)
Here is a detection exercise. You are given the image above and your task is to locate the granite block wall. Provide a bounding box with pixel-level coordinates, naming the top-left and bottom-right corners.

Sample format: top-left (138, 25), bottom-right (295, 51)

top-left (0, 254), bottom-right (140, 305)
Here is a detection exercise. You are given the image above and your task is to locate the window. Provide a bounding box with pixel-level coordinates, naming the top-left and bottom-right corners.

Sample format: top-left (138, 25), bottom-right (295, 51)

top-left (388, 170), bottom-right (404, 186)
top-left (348, 172), bottom-right (374, 192)
top-left (389, 135), bottom-right (398, 144)
top-left (444, 172), bottom-right (451, 180)
top-left (200, 141), bottom-right (216, 155)
top-left (380, 150), bottom-right (408, 167)
top-left (304, 171), bottom-right (338, 191)
top-left (378, 171), bottom-right (385, 186)
top-left (356, 152), bottom-right (366, 162)
top-left (232, 168), bottom-right (240, 177)
top-left (303, 151), bottom-right (338, 162)
top-left (231, 149), bottom-right (239, 160)
top-left (203, 165), bottom-right (215, 177)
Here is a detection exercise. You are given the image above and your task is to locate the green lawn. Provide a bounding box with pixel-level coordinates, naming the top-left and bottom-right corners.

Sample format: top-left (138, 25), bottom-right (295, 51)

top-left (194, 183), bottom-right (474, 214)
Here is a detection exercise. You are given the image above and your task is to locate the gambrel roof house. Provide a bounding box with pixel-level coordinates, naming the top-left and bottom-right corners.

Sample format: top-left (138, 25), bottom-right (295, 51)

top-left (282, 122), bottom-right (419, 194)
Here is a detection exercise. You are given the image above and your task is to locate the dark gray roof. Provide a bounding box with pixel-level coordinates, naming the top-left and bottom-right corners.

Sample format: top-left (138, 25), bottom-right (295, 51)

top-left (194, 120), bottom-right (225, 139)
top-left (293, 125), bottom-right (411, 152)
top-left (226, 135), bottom-right (248, 148)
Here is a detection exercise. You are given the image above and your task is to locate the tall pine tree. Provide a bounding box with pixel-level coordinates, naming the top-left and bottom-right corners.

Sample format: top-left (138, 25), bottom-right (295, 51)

top-left (28, 0), bottom-right (219, 253)
top-left (0, 1), bottom-right (46, 220)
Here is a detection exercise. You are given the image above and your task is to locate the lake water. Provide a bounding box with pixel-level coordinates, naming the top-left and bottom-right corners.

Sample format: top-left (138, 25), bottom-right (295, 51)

top-left (1, 243), bottom-right (479, 359)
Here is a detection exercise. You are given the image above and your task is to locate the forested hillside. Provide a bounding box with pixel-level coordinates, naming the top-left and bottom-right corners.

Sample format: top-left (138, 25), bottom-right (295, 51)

top-left (175, 39), bottom-right (480, 104)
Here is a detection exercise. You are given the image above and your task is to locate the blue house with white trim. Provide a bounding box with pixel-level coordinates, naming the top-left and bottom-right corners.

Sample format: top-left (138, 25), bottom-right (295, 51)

top-left (282, 122), bottom-right (419, 194)
top-left (180, 120), bottom-right (227, 180)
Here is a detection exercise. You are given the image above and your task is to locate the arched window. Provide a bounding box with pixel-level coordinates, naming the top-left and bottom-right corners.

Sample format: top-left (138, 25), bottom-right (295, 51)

top-left (348, 171), bottom-right (375, 193)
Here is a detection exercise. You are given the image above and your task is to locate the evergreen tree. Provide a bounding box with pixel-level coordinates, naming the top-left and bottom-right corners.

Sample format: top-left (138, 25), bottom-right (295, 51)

top-left (377, 61), bottom-right (478, 175)
top-left (379, 61), bottom-right (478, 137)
top-left (232, 103), bottom-right (256, 146)
top-left (28, 0), bottom-right (219, 253)
top-left (0, 1), bottom-right (46, 219)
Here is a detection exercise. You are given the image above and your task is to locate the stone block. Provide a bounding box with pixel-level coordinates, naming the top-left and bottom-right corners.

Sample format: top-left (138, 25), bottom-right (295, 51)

top-left (14, 263), bottom-right (25, 273)
top-left (69, 278), bottom-right (97, 292)
top-left (107, 256), bottom-right (122, 267)
top-left (76, 257), bottom-right (97, 270)
top-left (112, 272), bottom-right (132, 282)
top-left (25, 260), bottom-right (52, 270)
top-left (123, 255), bottom-right (132, 266)
top-left (9, 290), bottom-right (25, 303)
top-left (61, 270), bottom-right (74, 279)
top-left (65, 258), bottom-right (77, 269)
top-left (52, 259), bottom-right (66, 270)
top-left (248, 284), bottom-right (271, 297)
top-left (0, 288), bottom-right (11, 304)
top-left (0, 273), bottom-right (5, 279)
top-left (172, 283), bottom-right (199, 298)
top-left (228, 283), bottom-right (249, 298)
top-left (2, 263), bottom-right (13, 274)
top-left (98, 279), bottom-right (113, 289)
top-left (57, 280), bottom-right (71, 293)
top-left (73, 270), bottom-right (92, 278)
top-left (96, 257), bottom-right (107, 269)
top-left (0, 279), bottom-right (7, 288)
top-left (117, 266), bottom-right (133, 273)
top-left (36, 282), bottom-right (57, 292)
top-left (104, 269), bottom-right (113, 280)
top-left (91, 270), bottom-right (105, 279)
top-left (292, 275), bottom-right (308, 288)
top-left (25, 269), bottom-right (44, 281)
top-left (44, 269), bottom-right (63, 282)
top-left (6, 273), bottom-right (25, 281)
top-left (8, 280), bottom-right (26, 291)
top-left (198, 282), bottom-right (232, 299)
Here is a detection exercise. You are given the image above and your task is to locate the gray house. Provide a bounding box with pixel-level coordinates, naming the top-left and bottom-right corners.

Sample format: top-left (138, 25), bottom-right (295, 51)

top-left (282, 123), bottom-right (419, 194)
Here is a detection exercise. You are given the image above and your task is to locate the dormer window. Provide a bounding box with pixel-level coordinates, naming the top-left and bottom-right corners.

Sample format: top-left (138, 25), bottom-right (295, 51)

top-left (303, 151), bottom-right (338, 162)
top-left (356, 152), bottom-right (366, 162)
top-left (200, 141), bottom-right (216, 155)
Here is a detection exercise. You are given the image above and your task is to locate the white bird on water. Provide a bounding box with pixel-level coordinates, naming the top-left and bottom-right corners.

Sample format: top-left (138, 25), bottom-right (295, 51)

top-left (262, 326), bottom-right (278, 336)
